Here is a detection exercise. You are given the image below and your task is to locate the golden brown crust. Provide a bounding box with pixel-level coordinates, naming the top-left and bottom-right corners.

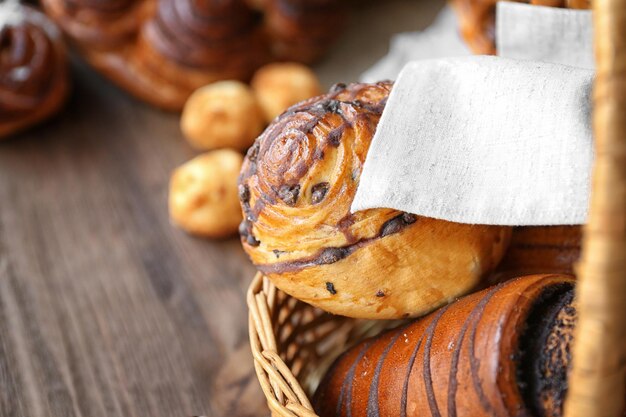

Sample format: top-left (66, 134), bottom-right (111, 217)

top-left (181, 81), bottom-right (265, 151)
top-left (450, 0), bottom-right (592, 55)
top-left (314, 274), bottom-right (577, 417)
top-left (169, 150), bottom-right (244, 238)
top-left (40, 0), bottom-right (345, 110)
top-left (0, 4), bottom-right (69, 139)
top-left (239, 82), bottom-right (511, 319)
top-left (251, 62), bottom-right (322, 122)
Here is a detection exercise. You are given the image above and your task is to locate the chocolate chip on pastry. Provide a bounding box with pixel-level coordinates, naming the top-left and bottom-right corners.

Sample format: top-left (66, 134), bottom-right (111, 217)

top-left (1, 1), bottom-right (69, 139)
top-left (40, 0), bottom-right (345, 110)
top-left (450, 0), bottom-right (591, 55)
top-left (169, 150), bottom-right (243, 238)
top-left (238, 82), bottom-right (511, 319)
top-left (314, 274), bottom-right (577, 417)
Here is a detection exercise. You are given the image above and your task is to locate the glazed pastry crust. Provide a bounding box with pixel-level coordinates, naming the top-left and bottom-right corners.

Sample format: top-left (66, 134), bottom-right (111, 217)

top-left (451, 0), bottom-right (592, 55)
top-left (0, 4), bottom-right (69, 138)
top-left (40, 0), bottom-right (344, 110)
top-left (239, 82), bottom-right (511, 319)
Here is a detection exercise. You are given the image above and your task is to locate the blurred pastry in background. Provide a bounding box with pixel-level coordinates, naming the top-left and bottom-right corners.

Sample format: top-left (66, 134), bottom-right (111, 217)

top-left (251, 62), bottom-right (322, 122)
top-left (40, 0), bottom-right (345, 110)
top-left (451, 0), bottom-right (591, 54)
top-left (169, 150), bottom-right (243, 238)
top-left (181, 81), bottom-right (265, 151)
top-left (490, 225), bottom-right (581, 283)
top-left (238, 81), bottom-right (511, 319)
top-left (1, 0), bottom-right (69, 139)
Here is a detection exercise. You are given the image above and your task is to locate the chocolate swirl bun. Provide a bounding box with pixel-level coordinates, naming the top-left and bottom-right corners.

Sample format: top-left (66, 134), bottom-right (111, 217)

top-left (1, 2), bottom-right (69, 139)
top-left (451, 0), bottom-right (591, 55)
top-left (41, 0), bottom-right (344, 110)
top-left (314, 274), bottom-right (577, 417)
top-left (239, 82), bottom-right (511, 319)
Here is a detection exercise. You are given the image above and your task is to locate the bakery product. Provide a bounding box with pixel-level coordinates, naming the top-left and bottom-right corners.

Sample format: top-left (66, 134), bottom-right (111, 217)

top-left (169, 150), bottom-right (243, 238)
top-left (251, 62), bottom-right (322, 122)
top-left (451, 0), bottom-right (591, 54)
top-left (491, 225), bottom-right (581, 283)
top-left (238, 82), bottom-right (511, 319)
top-left (314, 274), bottom-right (577, 417)
top-left (40, 0), bottom-right (345, 110)
top-left (0, 1), bottom-right (69, 139)
top-left (181, 81), bottom-right (265, 151)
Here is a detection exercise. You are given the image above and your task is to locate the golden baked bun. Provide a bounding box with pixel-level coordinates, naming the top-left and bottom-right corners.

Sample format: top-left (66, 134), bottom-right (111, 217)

top-left (0, 2), bottom-right (69, 139)
top-left (238, 82), bottom-right (512, 319)
top-left (41, 0), bottom-right (345, 110)
top-left (181, 81), bottom-right (265, 151)
top-left (251, 62), bottom-right (322, 122)
top-left (451, 0), bottom-right (591, 54)
top-left (169, 150), bottom-right (243, 238)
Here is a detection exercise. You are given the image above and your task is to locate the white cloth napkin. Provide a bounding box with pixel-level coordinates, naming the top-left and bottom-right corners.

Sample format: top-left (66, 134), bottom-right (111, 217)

top-left (496, 3), bottom-right (594, 69)
top-left (353, 3), bottom-right (595, 225)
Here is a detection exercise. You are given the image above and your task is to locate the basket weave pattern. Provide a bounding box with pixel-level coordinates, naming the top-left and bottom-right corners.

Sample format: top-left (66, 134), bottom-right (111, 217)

top-left (247, 273), bottom-right (400, 417)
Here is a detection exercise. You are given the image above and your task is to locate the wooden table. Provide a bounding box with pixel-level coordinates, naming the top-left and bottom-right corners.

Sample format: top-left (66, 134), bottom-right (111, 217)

top-left (0, 1), bottom-right (442, 416)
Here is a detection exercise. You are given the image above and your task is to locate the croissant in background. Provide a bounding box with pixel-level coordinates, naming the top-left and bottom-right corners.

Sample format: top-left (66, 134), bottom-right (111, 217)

top-left (451, 0), bottom-right (591, 54)
top-left (1, 1), bottom-right (69, 139)
top-left (314, 274), bottom-right (577, 417)
top-left (41, 0), bottom-right (345, 110)
top-left (238, 82), bottom-right (511, 319)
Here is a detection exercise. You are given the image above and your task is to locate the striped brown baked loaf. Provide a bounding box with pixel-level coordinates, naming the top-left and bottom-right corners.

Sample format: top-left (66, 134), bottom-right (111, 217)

top-left (314, 274), bottom-right (577, 417)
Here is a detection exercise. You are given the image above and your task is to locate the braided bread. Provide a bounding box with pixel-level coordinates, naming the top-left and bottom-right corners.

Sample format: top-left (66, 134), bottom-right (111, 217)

top-left (1, 1), bottom-right (69, 139)
top-left (41, 0), bottom-right (345, 110)
top-left (238, 82), bottom-right (511, 319)
top-left (314, 274), bottom-right (577, 417)
top-left (451, 0), bottom-right (592, 54)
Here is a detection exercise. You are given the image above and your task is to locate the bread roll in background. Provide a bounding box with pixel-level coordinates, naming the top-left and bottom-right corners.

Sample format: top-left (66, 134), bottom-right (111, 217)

top-left (314, 274), bottom-right (577, 417)
top-left (251, 62), bottom-right (322, 122)
top-left (238, 81), bottom-right (511, 319)
top-left (181, 81), bottom-right (265, 151)
top-left (169, 150), bottom-right (243, 238)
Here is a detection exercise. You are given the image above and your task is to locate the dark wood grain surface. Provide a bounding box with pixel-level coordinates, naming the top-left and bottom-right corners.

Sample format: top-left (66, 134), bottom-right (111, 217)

top-left (0, 2), bottom-right (442, 416)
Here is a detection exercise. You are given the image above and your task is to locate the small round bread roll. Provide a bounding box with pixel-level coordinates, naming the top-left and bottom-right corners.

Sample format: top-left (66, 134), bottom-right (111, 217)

top-left (169, 150), bottom-right (243, 238)
top-left (251, 62), bottom-right (322, 122)
top-left (181, 81), bottom-right (265, 151)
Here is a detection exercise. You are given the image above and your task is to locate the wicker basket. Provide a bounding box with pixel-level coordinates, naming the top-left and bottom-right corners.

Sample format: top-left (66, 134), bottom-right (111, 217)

top-left (247, 0), bottom-right (626, 416)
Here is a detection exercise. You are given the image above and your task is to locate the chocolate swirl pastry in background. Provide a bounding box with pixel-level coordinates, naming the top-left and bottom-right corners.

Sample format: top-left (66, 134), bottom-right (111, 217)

top-left (450, 0), bottom-right (591, 55)
top-left (1, 1), bottom-right (69, 139)
top-left (314, 274), bottom-right (577, 417)
top-left (238, 82), bottom-right (511, 319)
top-left (40, 0), bottom-right (345, 110)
